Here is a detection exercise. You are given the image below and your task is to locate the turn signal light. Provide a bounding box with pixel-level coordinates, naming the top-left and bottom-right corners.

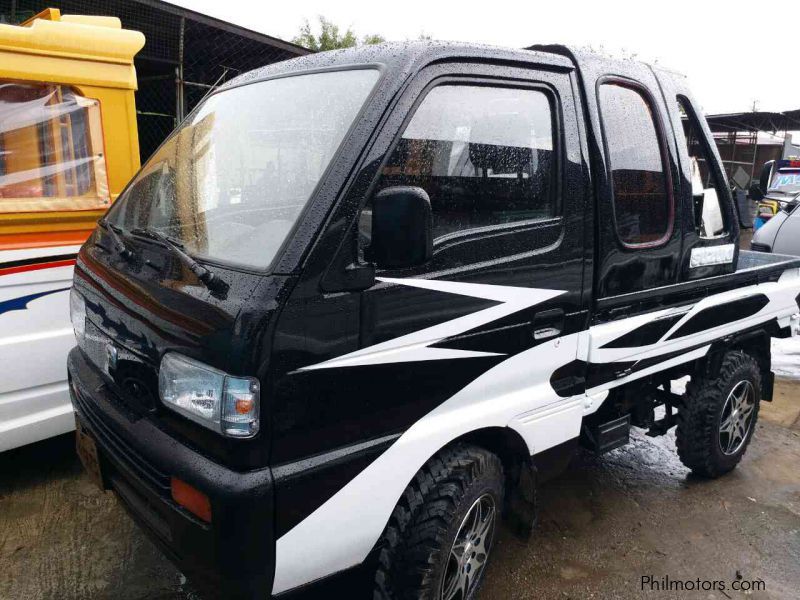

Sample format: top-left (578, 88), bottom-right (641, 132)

top-left (171, 477), bottom-right (212, 523)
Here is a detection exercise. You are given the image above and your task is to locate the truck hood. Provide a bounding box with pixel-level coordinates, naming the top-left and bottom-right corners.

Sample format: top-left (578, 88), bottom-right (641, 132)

top-left (72, 229), bottom-right (292, 467)
top-left (76, 231), bottom-right (261, 364)
top-left (764, 190), bottom-right (800, 203)
top-left (753, 209), bottom-right (788, 249)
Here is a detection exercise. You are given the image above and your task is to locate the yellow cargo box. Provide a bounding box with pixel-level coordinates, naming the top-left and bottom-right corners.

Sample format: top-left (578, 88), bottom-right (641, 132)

top-left (0, 8), bottom-right (145, 250)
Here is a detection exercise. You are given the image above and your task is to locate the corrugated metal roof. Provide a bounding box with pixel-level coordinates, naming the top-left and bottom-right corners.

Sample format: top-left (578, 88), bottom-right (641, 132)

top-left (706, 110), bottom-right (800, 133)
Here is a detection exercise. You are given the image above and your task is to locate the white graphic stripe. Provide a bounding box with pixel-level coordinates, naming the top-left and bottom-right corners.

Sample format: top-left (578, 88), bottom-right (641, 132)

top-left (275, 330), bottom-right (582, 593)
top-left (589, 272), bottom-right (800, 365)
top-left (298, 278), bottom-right (566, 371)
top-left (274, 268), bottom-right (800, 594)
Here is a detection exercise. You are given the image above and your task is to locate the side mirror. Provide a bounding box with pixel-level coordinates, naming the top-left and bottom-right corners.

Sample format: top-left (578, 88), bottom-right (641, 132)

top-left (749, 182), bottom-right (764, 202)
top-left (368, 186), bottom-right (432, 269)
top-left (758, 160), bottom-right (775, 198)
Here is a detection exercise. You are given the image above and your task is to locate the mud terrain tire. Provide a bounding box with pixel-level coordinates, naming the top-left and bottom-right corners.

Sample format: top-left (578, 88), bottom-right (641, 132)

top-left (676, 351), bottom-right (761, 478)
top-left (373, 444), bottom-right (504, 600)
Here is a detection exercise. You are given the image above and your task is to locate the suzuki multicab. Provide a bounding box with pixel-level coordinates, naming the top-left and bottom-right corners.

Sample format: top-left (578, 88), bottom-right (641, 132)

top-left (68, 42), bottom-right (800, 599)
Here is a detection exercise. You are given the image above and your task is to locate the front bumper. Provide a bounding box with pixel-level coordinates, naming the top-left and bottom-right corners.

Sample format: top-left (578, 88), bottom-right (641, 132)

top-left (67, 347), bottom-right (275, 599)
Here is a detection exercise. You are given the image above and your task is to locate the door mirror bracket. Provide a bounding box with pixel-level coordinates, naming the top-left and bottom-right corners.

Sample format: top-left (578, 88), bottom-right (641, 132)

top-left (321, 260), bottom-right (375, 293)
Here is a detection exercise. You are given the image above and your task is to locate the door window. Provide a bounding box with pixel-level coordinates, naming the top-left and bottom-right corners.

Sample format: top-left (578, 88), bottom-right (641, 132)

top-left (360, 84), bottom-right (556, 246)
top-left (599, 82), bottom-right (673, 247)
top-left (677, 97), bottom-right (727, 238)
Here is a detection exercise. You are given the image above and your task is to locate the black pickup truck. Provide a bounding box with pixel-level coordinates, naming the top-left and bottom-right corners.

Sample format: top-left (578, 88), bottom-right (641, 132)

top-left (68, 42), bottom-right (800, 599)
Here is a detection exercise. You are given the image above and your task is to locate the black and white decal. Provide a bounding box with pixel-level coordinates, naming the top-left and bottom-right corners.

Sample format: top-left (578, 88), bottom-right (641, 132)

top-left (299, 277), bottom-right (566, 370)
top-left (272, 268), bottom-right (800, 594)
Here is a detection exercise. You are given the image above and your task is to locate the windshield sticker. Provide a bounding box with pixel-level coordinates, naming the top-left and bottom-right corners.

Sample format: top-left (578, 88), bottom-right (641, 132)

top-left (771, 172), bottom-right (800, 189)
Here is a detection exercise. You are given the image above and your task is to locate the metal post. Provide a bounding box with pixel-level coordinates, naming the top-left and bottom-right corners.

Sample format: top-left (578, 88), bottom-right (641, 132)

top-left (10, 0), bottom-right (16, 22)
top-left (783, 131), bottom-right (794, 159)
top-left (175, 17), bottom-right (186, 124)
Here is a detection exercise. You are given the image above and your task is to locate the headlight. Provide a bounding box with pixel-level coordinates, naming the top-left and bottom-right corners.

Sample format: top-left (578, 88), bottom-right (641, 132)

top-left (158, 353), bottom-right (260, 438)
top-left (69, 289), bottom-right (86, 344)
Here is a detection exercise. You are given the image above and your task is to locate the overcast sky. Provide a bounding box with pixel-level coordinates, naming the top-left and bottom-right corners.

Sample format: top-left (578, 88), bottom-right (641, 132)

top-left (173, 0), bottom-right (798, 116)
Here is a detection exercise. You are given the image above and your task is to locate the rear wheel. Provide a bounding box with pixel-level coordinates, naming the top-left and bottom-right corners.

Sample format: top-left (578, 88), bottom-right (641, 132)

top-left (676, 351), bottom-right (761, 478)
top-left (374, 444), bottom-right (504, 600)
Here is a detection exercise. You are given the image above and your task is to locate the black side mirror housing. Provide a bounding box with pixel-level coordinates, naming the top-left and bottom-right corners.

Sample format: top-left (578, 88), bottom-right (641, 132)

top-left (749, 182), bottom-right (764, 202)
top-left (757, 160), bottom-right (775, 199)
top-left (368, 186), bottom-right (433, 269)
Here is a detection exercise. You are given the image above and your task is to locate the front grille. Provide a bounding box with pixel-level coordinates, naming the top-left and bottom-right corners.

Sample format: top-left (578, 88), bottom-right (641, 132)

top-left (80, 321), bottom-right (160, 415)
top-left (72, 381), bottom-right (171, 498)
top-left (750, 242), bottom-right (771, 253)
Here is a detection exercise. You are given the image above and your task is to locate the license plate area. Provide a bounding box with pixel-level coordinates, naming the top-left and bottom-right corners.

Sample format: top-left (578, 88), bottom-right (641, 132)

top-left (75, 415), bottom-right (105, 490)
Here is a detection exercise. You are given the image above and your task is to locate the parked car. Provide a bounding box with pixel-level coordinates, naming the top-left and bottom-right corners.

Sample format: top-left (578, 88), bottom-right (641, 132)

top-left (0, 10), bottom-right (143, 451)
top-left (751, 185), bottom-right (800, 256)
top-left (750, 158), bottom-right (800, 230)
top-left (68, 42), bottom-right (800, 599)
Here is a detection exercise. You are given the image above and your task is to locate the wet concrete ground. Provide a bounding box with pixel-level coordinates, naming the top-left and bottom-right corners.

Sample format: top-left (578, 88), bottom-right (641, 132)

top-left (483, 381), bottom-right (800, 600)
top-left (1, 382), bottom-right (798, 600)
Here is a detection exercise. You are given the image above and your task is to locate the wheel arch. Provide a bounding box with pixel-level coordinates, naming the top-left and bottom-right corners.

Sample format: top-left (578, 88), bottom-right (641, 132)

top-left (704, 326), bottom-right (773, 400)
top-left (368, 425), bottom-right (543, 571)
top-left (441, 426), bottom-right (538, 538)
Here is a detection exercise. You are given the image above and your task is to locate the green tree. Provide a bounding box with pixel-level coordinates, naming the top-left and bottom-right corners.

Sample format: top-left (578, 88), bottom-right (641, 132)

top-left (293, 16), bottom-right (384, 51)
top-left (362, 33), bottom-right (387, 45)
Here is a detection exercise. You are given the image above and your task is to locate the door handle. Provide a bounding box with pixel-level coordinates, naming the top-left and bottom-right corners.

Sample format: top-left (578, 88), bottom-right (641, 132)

top-left (533, 308), bottom-right (565, 341)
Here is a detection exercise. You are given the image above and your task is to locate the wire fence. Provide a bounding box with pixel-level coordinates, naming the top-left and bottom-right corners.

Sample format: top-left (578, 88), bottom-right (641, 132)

top-left (0, 0), bottom-right (307, 161)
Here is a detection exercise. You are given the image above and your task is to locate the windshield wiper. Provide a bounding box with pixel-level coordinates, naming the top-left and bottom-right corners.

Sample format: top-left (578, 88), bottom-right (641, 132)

top-left (130, 228), bottom-right (228, 293)
top-left (97, 219), bottom-right (134, 261)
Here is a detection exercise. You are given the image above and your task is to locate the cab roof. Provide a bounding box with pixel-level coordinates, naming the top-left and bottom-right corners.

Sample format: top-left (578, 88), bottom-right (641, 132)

top-left (219, 40), bottom-right (685, 100)
top-left (220, 41), bottom-right (575, 90)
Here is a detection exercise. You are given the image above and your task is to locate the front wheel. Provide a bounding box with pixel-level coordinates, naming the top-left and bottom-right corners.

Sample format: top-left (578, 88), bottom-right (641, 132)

top-left (676, 351), bottom-right (761, 478)
top-left (374, 444), bottom-right (504, 600)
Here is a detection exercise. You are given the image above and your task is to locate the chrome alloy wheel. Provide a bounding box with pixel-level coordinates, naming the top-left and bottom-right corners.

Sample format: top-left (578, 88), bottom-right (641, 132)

top-left (719, 380), bottom-right (756, 456)
top-left (440, 494), bottom-right (496, 600)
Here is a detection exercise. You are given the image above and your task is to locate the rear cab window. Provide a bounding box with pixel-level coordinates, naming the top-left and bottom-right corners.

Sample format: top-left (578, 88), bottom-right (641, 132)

top-left (677, 96), bottom-right (727, 238)
top-left (598, 81), bottom-right (673, 247)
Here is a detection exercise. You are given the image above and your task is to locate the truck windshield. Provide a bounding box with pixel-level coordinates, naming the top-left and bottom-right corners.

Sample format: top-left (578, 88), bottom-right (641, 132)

top-left (768, 169), bottom-right (800, 194)
top-left (106, 68), bottom-right (380, 270)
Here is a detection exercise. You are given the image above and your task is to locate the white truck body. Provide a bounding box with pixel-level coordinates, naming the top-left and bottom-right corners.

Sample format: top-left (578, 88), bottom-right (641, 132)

top-left (0, 246), bottom-right (79, 451)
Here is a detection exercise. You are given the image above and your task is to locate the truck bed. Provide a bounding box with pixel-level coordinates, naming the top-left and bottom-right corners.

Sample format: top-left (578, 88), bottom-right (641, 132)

top-left (596, 250), bottom-right (800, 316)
top-left (736, 249), bottom-right (800, 272)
